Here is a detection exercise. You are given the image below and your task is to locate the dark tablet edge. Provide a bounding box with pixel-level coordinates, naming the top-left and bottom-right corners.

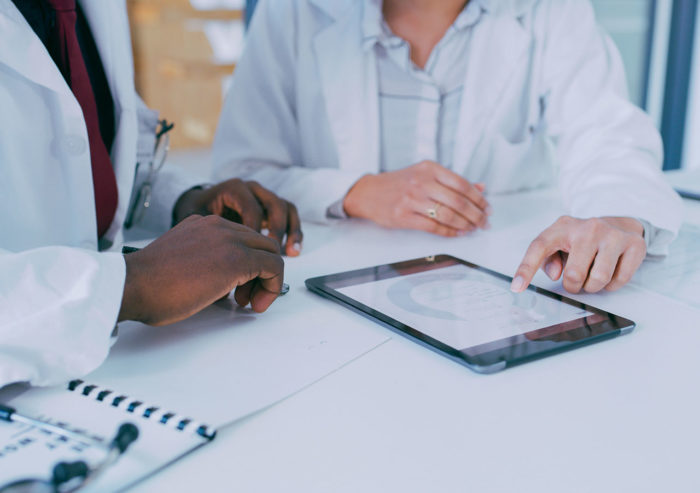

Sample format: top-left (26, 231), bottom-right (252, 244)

top-left (305, 255), bottom-right (636, 374)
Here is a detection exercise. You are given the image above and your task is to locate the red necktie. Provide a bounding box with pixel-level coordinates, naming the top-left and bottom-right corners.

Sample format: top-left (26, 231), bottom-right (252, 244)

top-left (48, 0), bottom-right (118, 238)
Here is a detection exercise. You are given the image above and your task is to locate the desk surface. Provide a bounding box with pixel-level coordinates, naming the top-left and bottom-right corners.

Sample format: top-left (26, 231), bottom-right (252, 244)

top-left (128, 185), bottom-right (700, 493)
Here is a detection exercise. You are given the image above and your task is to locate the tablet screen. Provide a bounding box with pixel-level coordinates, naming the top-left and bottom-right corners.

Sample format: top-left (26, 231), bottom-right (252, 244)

top-left (336, 263), bottom-right (593, 351)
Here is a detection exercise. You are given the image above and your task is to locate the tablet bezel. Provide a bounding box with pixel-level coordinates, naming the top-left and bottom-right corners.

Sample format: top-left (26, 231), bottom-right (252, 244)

top-left (305, 254), bottom-right (635, 374)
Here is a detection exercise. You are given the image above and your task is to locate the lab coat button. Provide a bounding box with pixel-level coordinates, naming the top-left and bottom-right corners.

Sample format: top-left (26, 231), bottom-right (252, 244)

top-left (63, 136), bottom-right (88, 156)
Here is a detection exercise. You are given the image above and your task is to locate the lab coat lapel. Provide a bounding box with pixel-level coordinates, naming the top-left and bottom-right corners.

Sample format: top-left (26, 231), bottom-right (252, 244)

top-left (452, 13), bottom-right (530, 177)
top-left (79, 0), bottom-right (136, 117)
top-left (312, 3), bottom-right (380, 174)
top-left (0, 0), bottom-right (70, 96)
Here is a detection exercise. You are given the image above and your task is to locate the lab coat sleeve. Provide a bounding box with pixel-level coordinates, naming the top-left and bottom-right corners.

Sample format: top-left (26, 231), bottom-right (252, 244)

top-left (0, 247), bottom-right (126, 389)
top-left (211, 0), bottom-right (365, 224)
top-left (541, 0), bottom-right (682, 255)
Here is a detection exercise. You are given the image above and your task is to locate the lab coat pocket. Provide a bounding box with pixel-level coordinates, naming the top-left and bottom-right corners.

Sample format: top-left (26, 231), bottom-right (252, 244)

top-left (484, 132), bottom-right (554, 193)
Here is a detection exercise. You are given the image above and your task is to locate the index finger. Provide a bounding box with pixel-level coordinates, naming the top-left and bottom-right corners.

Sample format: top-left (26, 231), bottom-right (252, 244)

top-left (247, 181), bottom-right (289, 244)
top-left (220, 185), bottom-right (264, 232)
top-left (433, 167), bottom-right (490, 211)
top-left (284, 202), bottom-right (303, 257)
top-left (511, 233), bottom-right (563, 292)
top-left (249, 252), bottom-right (285, 312)
top-left (235, 250), bottom-right (284, 312)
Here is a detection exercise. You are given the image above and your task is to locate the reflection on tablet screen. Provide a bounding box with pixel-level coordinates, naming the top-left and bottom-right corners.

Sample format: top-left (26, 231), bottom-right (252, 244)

top-left (337, 264), bottom-right (593, 351)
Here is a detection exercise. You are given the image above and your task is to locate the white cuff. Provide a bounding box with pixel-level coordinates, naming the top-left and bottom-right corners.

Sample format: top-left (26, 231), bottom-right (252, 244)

top-left (326, 198), bottom-right (349, 219)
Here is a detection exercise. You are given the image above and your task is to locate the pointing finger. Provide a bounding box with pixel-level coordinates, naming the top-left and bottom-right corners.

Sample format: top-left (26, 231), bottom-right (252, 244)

top-left (512, 233), bottom-right (563, 292)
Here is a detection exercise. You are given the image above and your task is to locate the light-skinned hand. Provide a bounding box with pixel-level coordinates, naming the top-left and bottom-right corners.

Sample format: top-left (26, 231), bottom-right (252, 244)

top-left (511, 216), bottom-right (646, 294)
top-left (343, 160), bottom-right (491, 237)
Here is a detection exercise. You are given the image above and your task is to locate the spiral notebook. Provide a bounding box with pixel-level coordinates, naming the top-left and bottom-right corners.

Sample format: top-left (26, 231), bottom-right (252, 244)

top-left (0, 380), bottom-right (211, 492)
top-left (0, 298), bottom-right (389, 491)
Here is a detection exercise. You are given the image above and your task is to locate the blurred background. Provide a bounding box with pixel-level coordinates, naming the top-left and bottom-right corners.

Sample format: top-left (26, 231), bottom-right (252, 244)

top-left (128, 0), bottom-right (700, 170)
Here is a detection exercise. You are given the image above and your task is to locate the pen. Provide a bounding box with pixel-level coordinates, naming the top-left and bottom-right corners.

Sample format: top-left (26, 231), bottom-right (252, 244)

top-left (121, 246), bottom-right (290, 296)
top-left (0, 403), bottom-right (95, 443)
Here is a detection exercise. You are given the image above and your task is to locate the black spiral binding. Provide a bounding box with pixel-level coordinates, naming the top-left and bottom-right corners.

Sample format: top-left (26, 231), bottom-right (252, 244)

top-left (67, 380), bottom-right (216, 440)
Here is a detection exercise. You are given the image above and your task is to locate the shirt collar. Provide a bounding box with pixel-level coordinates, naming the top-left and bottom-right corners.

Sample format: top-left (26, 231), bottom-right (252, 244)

top-left (362, 0), bottom-right (486, 52)
top-left (361, 0), bottom-right (386, 51)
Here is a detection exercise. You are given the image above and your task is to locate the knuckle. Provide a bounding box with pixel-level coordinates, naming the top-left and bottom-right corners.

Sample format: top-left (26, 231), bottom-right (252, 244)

top-left (203, 214), bottom-right (224, 226)
top-left (589, 271), bottom-right (612, 286)
top-left (616, 271), bottom-right (633, 285)
top-left (565, 269), bottom-right (583, 283)
top-left (529, 236), bottom-right (548, 252)
top-left (266, 237), bottom-right (282, 254)
top-left (557, 215), bottom-right (574, 226)
top-left (456, 198), bottom-right (470, 212)
top-left (591, 270), bottom-right (612, 283)
top-left (274, 200), bottom-right (289, 215)
top-left (585, 217), bottom-right (606, 235)
top-left (407, 176), bottom-right (422, 189)
top-left (251, 200), bottom-right (264, 214)
top-left (597, 239), bottom-right (613, 252)
top-left (628, 235), bottom-right (647, 255)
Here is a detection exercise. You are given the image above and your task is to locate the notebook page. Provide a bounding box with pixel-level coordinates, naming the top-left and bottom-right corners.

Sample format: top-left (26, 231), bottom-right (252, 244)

top-left (0, 385), bottom-right (206, 492)
top-left (82, 293), bottom-right (389, 429)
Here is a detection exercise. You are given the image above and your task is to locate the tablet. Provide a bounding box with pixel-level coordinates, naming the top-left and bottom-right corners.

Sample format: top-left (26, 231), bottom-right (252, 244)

top-left (305, 255), bottom-right (635, 374)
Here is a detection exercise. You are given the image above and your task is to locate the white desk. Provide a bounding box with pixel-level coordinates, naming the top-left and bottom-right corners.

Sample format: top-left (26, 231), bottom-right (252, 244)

top-left (126, 186), bottom-right (700, 493)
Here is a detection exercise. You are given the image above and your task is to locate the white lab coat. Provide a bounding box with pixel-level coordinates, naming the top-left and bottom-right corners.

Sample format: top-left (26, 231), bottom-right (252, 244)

top-left (213, 0), bottom-right (682, 248)
top-left (0, 1), bottom-right (191, 388)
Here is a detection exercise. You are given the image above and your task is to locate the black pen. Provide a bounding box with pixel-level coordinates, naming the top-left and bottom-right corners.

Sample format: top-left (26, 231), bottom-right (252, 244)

top-left (121, 246), bottom-right (290, 295)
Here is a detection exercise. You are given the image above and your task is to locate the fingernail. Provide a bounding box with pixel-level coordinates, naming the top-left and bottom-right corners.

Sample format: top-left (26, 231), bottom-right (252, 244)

top-left (483, 221), bottom-right (491, 230)
top-left (293, 242), bottom-right (302, 252)
top-left (545, 262), bottom-right (557, 279)
top-left (485, 206), bottom-right (493, 215)
top-left (511, 276), bottom-right (525, 292)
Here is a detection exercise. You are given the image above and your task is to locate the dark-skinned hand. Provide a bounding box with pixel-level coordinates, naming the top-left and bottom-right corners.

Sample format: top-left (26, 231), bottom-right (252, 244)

top-left (118, 215), bottom-right (284, 326)
top-left (173, 179), bottom-right (303, 257)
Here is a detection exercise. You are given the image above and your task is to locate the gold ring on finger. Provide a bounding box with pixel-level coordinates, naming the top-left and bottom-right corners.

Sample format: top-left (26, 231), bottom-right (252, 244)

top-left (426, 202), bottom-right (441, 219)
